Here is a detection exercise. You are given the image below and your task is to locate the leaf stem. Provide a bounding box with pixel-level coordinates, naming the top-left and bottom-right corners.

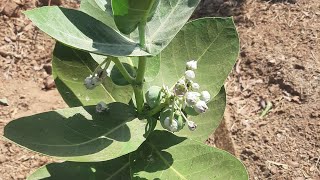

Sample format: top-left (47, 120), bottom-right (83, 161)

top-left (92, 58), bottom-right (110, 76)
top-left (111, 57), bottom-right (135, 84)
top-left (134, 21), bottom-right (147, 114)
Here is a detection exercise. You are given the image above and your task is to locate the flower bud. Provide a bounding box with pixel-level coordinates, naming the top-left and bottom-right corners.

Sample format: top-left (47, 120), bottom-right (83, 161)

top-left (200, 91), bottom-right (211, 103)
top-left (185, 92), bottom-right (200, 106)
top-left (84, 76), bottom-right (101, 89)
top-left (186, 60), bottom-right (197, 70)
top-left (146, 86), bottom-right (163, 108)
top-left (174, 79), bottom-right (187, 96)
top-left (194, 100), bottom-right (208, 113)
top-left (187, 121), bottom-right (197, 131)
top-left (164, 117), bottom-right (179, 132)
top-left (185, 70), bottom-right (195, 80)
top-left (96, 101), bottom-right (108, 112)
top-left (191, 83), bottom-right (200, 91)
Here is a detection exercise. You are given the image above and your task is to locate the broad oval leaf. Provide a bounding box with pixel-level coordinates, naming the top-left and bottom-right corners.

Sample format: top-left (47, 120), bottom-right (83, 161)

top-left (146, 17), bottom-right (239, 98)
top-left (131, 130), bottom-right (248, 179)
top-left (24, 6), bottom-right (149, 57)
top-left (53, 43), bottom-right (133, 107)
top-left (27, 131), bottom-right (248, 180)
top-left (4, 103), bottom-right (147, 162)
top-left (112, 0), bottom-right (159, 34)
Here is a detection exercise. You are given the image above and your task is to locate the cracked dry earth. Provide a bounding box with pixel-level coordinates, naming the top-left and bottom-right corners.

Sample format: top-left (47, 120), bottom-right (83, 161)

top-left (0, 0), bottom-right (319, 179)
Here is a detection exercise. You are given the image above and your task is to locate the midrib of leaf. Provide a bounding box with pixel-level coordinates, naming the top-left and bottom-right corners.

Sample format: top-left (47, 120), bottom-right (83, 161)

top-left (24, 116), bottom-right (131, 147)
top-left (71, 49), bottom-right (117, 102)
top-left (147, 142), bottom-right (188, 180)
top-left (147, 0), bottom-right (179, 43)
top-left (106, 162), bottom-right (130, 180)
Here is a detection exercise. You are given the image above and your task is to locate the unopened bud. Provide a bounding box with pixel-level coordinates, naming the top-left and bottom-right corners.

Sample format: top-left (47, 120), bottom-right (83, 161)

top-left (185, 70), bottom-right (195, 80)
top-left (200, 91), bottom-right (211, 103)
top-left (185, 92), bottom-right (200, 106)
top-left (187, 121), bottom-right (197, 131)
top-left (194, 100), bottom-right (208, 113)
top-left (84, 76), bottom-right (101, 89)
top-left (96, 101), bottom-right (108, 112)
top-left (186, 60), bottom-right (197, 70)
top-left (164, 117), bottom-right (179, 132)
top-left (191, 83), bottom-right (200, 91)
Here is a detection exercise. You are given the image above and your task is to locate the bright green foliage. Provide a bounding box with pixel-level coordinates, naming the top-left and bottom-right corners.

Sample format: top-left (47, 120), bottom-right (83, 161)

top-left (112, 0), bottom-right (159, 34)
top-left (4, 103), bottom-right (147, 162)
top-left (4, 1), bottom-right (248, 179)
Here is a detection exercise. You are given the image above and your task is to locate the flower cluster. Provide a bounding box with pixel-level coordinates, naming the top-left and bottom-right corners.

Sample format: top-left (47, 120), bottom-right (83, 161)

top-left (157, 60), bottom-right (211, 133)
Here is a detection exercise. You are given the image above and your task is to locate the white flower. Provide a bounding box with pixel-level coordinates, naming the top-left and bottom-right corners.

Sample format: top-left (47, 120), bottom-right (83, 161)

top-left (164, 117), bottom-right (179, 132)
top-left (200, 91), bottom-right (211, 103)
top-left (194, 100), bottom-right (208, 113)
top-left (191, 83), bottom-right (200, 91)
top-left (186, 60), bottom-right (197, 70)
top-left (187, 121), bottom-right (197, 131)
top-left (185, 70), bottom-right (195, 80)
top-left (185, 92), bottom-right (200, 106)
top-left (96, 101), bottom-right (108, 112)
top-left (84, 76), bottom-right (101, 89)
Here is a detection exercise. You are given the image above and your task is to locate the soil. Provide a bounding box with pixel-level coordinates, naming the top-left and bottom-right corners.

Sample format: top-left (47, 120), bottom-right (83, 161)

top-left (0, 0), bottom-right (319, 179)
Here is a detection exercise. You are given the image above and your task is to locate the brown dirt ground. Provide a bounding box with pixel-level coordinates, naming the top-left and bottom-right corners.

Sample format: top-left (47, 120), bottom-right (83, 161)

top-left (0, 0), bottom-right (319, 179)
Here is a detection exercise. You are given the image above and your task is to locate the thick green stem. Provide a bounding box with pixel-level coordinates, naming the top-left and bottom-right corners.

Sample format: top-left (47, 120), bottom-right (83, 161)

top-left (134, 22), bottom-right (147, 114)
top-left (111, 57), bottom-right (135, 84)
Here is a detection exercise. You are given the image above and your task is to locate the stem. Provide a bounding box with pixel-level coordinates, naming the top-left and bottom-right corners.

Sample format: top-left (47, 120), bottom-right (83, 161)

top-left (92, 58), bottom-right (110, 76)
top-left (111, 57), bottom-right (135, 84)
top-left (134, 21), bottom-right (147, 114)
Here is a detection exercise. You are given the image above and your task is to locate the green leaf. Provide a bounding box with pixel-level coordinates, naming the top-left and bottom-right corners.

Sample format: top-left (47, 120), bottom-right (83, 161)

top-left (175, 87), bottom-right (226, 142)
top-left (134, 0), bottom-right (201, 55)
top-left (146, 17), bottom-right (239, 98)
top-left (27, 131), bottom-right (248, 180)
top-left (53, 43), bottom-right (133, 107)
top-left (94, 0), bottom-right (201, 55)
top-left (111, 0), bottom-right (159, 34)
top-left (131, 130), bottom-right (248, 179)
top-left (80, 0), bottom-right (117, 30)
top-left (24, 6), bottom-right (149, 57)
top-left (4, 103), bottom-right (147, 162)
top-left (27, 155), bottom-right (130, 180)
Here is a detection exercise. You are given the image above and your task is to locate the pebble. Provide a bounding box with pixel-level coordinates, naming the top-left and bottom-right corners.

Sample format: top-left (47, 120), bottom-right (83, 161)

top-left (287, 160), bottom-right (300, 168)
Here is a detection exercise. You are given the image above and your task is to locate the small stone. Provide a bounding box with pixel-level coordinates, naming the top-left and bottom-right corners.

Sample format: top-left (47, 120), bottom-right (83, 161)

top-left (43, 64), bottom-right (52, 75)
top-left (1, 1), bottom-right (19, 17)
top-left (43, 77), bottom-right (56, 90)
top-left (0, 98), bottom-right (9, 106)
top-left (287, 160), bottom-right (300, 168)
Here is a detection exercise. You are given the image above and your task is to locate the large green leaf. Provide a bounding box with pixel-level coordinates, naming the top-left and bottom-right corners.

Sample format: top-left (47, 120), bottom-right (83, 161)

top-left (94, 0), bottom-right (201, 55)
top-left (24, 6), bottom-right (149, 57)
top-left (146, 17), bottom-right (239, 98)
top-left (27, 131), bottom-right (248, 180)
top-left (112, 0), bottom-right (159, 34)
top-left (131, 130), bottom-right (248, 179)
top-left (53, 43), bottom-right (133, 107)
top-left (4, 103), bottom-right (147, 162)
